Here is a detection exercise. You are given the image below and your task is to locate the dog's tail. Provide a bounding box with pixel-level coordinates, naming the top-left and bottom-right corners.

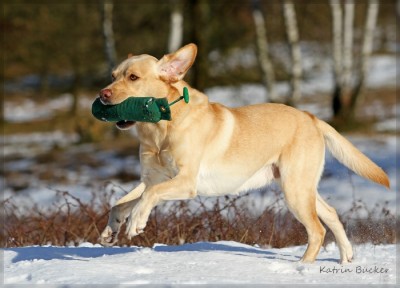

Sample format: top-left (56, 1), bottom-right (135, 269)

top-left (316, 118), bottom-right (390, 189)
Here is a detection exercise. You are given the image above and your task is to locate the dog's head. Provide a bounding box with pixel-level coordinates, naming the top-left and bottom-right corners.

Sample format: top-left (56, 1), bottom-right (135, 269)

top-left (99, 44), bottom-right (197, 130)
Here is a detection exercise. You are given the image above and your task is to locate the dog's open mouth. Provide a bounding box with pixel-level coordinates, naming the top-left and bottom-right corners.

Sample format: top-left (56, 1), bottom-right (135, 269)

top-left (116, 120), bottom-right (136, 130)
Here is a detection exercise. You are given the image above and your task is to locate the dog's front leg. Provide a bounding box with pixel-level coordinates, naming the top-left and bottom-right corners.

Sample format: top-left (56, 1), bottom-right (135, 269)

top-left (100, 182), bottom-right (146, 246)
top-left (126, 175), bottom-right (197, 238)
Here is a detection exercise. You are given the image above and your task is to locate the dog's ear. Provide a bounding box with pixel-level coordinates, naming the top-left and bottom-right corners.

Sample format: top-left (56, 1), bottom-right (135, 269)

top-left (157, 43), bottom-right (197, 83)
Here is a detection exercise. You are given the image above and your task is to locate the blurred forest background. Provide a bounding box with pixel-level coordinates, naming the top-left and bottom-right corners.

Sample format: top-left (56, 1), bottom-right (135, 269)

top-left (1, 1), bottom-right (398, 247)
top-left (3, 1), bottom-right (398, 126)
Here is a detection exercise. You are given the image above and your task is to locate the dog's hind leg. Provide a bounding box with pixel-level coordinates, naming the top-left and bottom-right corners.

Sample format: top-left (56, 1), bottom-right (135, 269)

top-left (278, 132), bottom-right (326, 263)
top-left (316, 194), bottom-right (353, 263)
top-left (100, 183), bottom-right (146, 246)
top-left (282, 184), bottom-right (326, 263)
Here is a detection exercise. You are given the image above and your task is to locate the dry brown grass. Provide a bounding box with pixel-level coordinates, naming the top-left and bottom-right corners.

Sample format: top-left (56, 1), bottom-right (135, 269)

top-left (1, 187), bottom-right (396, 248)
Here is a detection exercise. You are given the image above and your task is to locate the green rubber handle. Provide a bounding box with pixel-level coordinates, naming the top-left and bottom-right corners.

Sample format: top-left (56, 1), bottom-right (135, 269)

top-left (183, 87), bottom-right (189, 103)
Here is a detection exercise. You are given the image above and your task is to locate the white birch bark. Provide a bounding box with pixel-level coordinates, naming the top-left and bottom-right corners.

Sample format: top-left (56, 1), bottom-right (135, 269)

top-left (350, 0), bottom-right (379, 108)
top-left (283, 1), bottom-right (302, 103)
top-left (330, 0), bottom-right (343, 88)
top-left (252, 2), bottom-right (278, 102)
top-left (102, 1), bottom-right (117, 76)
top-left (360, 0), bottom-right (379, 82)
top-left (342, 0), bottom-right (354, 93)
top-left (168, 0), bottom-right (183, 53)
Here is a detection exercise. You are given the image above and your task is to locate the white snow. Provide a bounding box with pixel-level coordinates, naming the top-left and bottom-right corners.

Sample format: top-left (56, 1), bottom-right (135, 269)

top-left (1, 131), bottom-right (80, 157)
top-left (2, 241), bottom-right (396, 285)
top-left (4, 93), bottom-right (73, 123)
top-left (365, 55), bottom-right (397, 88)
top-left (3, 93), bottom-right (93, 124)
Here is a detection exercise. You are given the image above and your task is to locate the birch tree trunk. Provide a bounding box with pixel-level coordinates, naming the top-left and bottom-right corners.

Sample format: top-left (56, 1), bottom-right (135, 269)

top-left (330, 0), bottom-right (379, 123)
top-left (70, 3), bottom-right (85, 116)
top-left (101, 1), bottom-right (117, 77)
top-left (342, 0), bottom-right (355, 103)
top-left (168, 0), bottom-right (183, 53)
top-left (251, 0), bottom-right (278, 102)
top-left (350, 0), bottom-right (379, 112)
top-left (283, 0), bottom-right (302, 105)
top-left (330, 0), bottom-right (343, 116)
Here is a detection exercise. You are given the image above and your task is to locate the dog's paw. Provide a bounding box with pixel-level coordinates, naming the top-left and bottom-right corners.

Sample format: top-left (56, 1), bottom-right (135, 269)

top-left (126, 229), bottom-right (144, 240)
top-left (125, 210), bottom-right (146, 239)
top-left (339, 244), bottom-right (353, 264)
top-left (100, 225), bottom-right (119, 247)
top-left (125, 218), bottom-right (145, 239)
top-left (124, 199), bottom-right (152, 239)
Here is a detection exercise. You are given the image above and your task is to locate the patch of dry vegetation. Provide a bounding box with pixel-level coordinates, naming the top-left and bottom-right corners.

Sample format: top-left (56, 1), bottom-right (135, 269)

top-left (1, 187), bottom-right (396, 249)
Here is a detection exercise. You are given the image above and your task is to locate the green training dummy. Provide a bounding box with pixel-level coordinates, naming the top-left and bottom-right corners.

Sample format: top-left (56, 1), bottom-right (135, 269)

top-left (92, 87), bottom-right (189, 123)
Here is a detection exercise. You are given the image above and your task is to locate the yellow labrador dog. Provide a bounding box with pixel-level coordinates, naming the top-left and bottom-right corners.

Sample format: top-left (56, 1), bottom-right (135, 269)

top-left (99, 43), bottom-right (389, 263)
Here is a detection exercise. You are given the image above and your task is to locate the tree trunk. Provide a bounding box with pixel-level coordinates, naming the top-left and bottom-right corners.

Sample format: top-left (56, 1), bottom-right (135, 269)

top-left (397, 0), bottom-right (400, 19)
top-left (168, 0), bottom-right (183, 53)
top-left (330, 0), bottom-right (343, 117)
top-left (189, 0), bottom-right (209, 91)
top-left (330, 0), bottom-right (356, 121)
top-left (350, 0), bottom-right (379, 113)
top-left (283, 0), bottom-right (302, 105)
top-left (251, 0), bottom-right (278, 102)
top-left (0, 75), bottom-right (3, 122)
top-left (70, 3), bottom-right (85, 116)
top-left (341, 0), bottom-right (355, 107)
top-left (396, 0), bottom-right (400, 19)
top-left (101, 1), bottom-right (117, 77)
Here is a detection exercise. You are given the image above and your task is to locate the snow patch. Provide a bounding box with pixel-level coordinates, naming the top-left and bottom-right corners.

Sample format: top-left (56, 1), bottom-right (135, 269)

top-left (2, 241), bottom-right (396, 285)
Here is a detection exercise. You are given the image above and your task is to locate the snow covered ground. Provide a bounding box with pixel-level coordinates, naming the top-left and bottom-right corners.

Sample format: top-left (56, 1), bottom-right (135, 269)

top-left (3, 241), bottom-right (397, 285)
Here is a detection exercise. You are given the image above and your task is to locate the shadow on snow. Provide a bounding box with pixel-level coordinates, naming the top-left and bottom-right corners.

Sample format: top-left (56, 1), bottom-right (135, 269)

top-left (5, 242), bottom-right (340, 264)
top-left (5, 246), bottom-right (139, 263)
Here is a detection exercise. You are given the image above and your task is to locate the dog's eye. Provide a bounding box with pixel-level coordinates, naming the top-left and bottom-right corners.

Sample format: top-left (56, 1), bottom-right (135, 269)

top-left (111, 74), bottom-right (116, 82)
top-left (129, 74), bottom-right (139, 81)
